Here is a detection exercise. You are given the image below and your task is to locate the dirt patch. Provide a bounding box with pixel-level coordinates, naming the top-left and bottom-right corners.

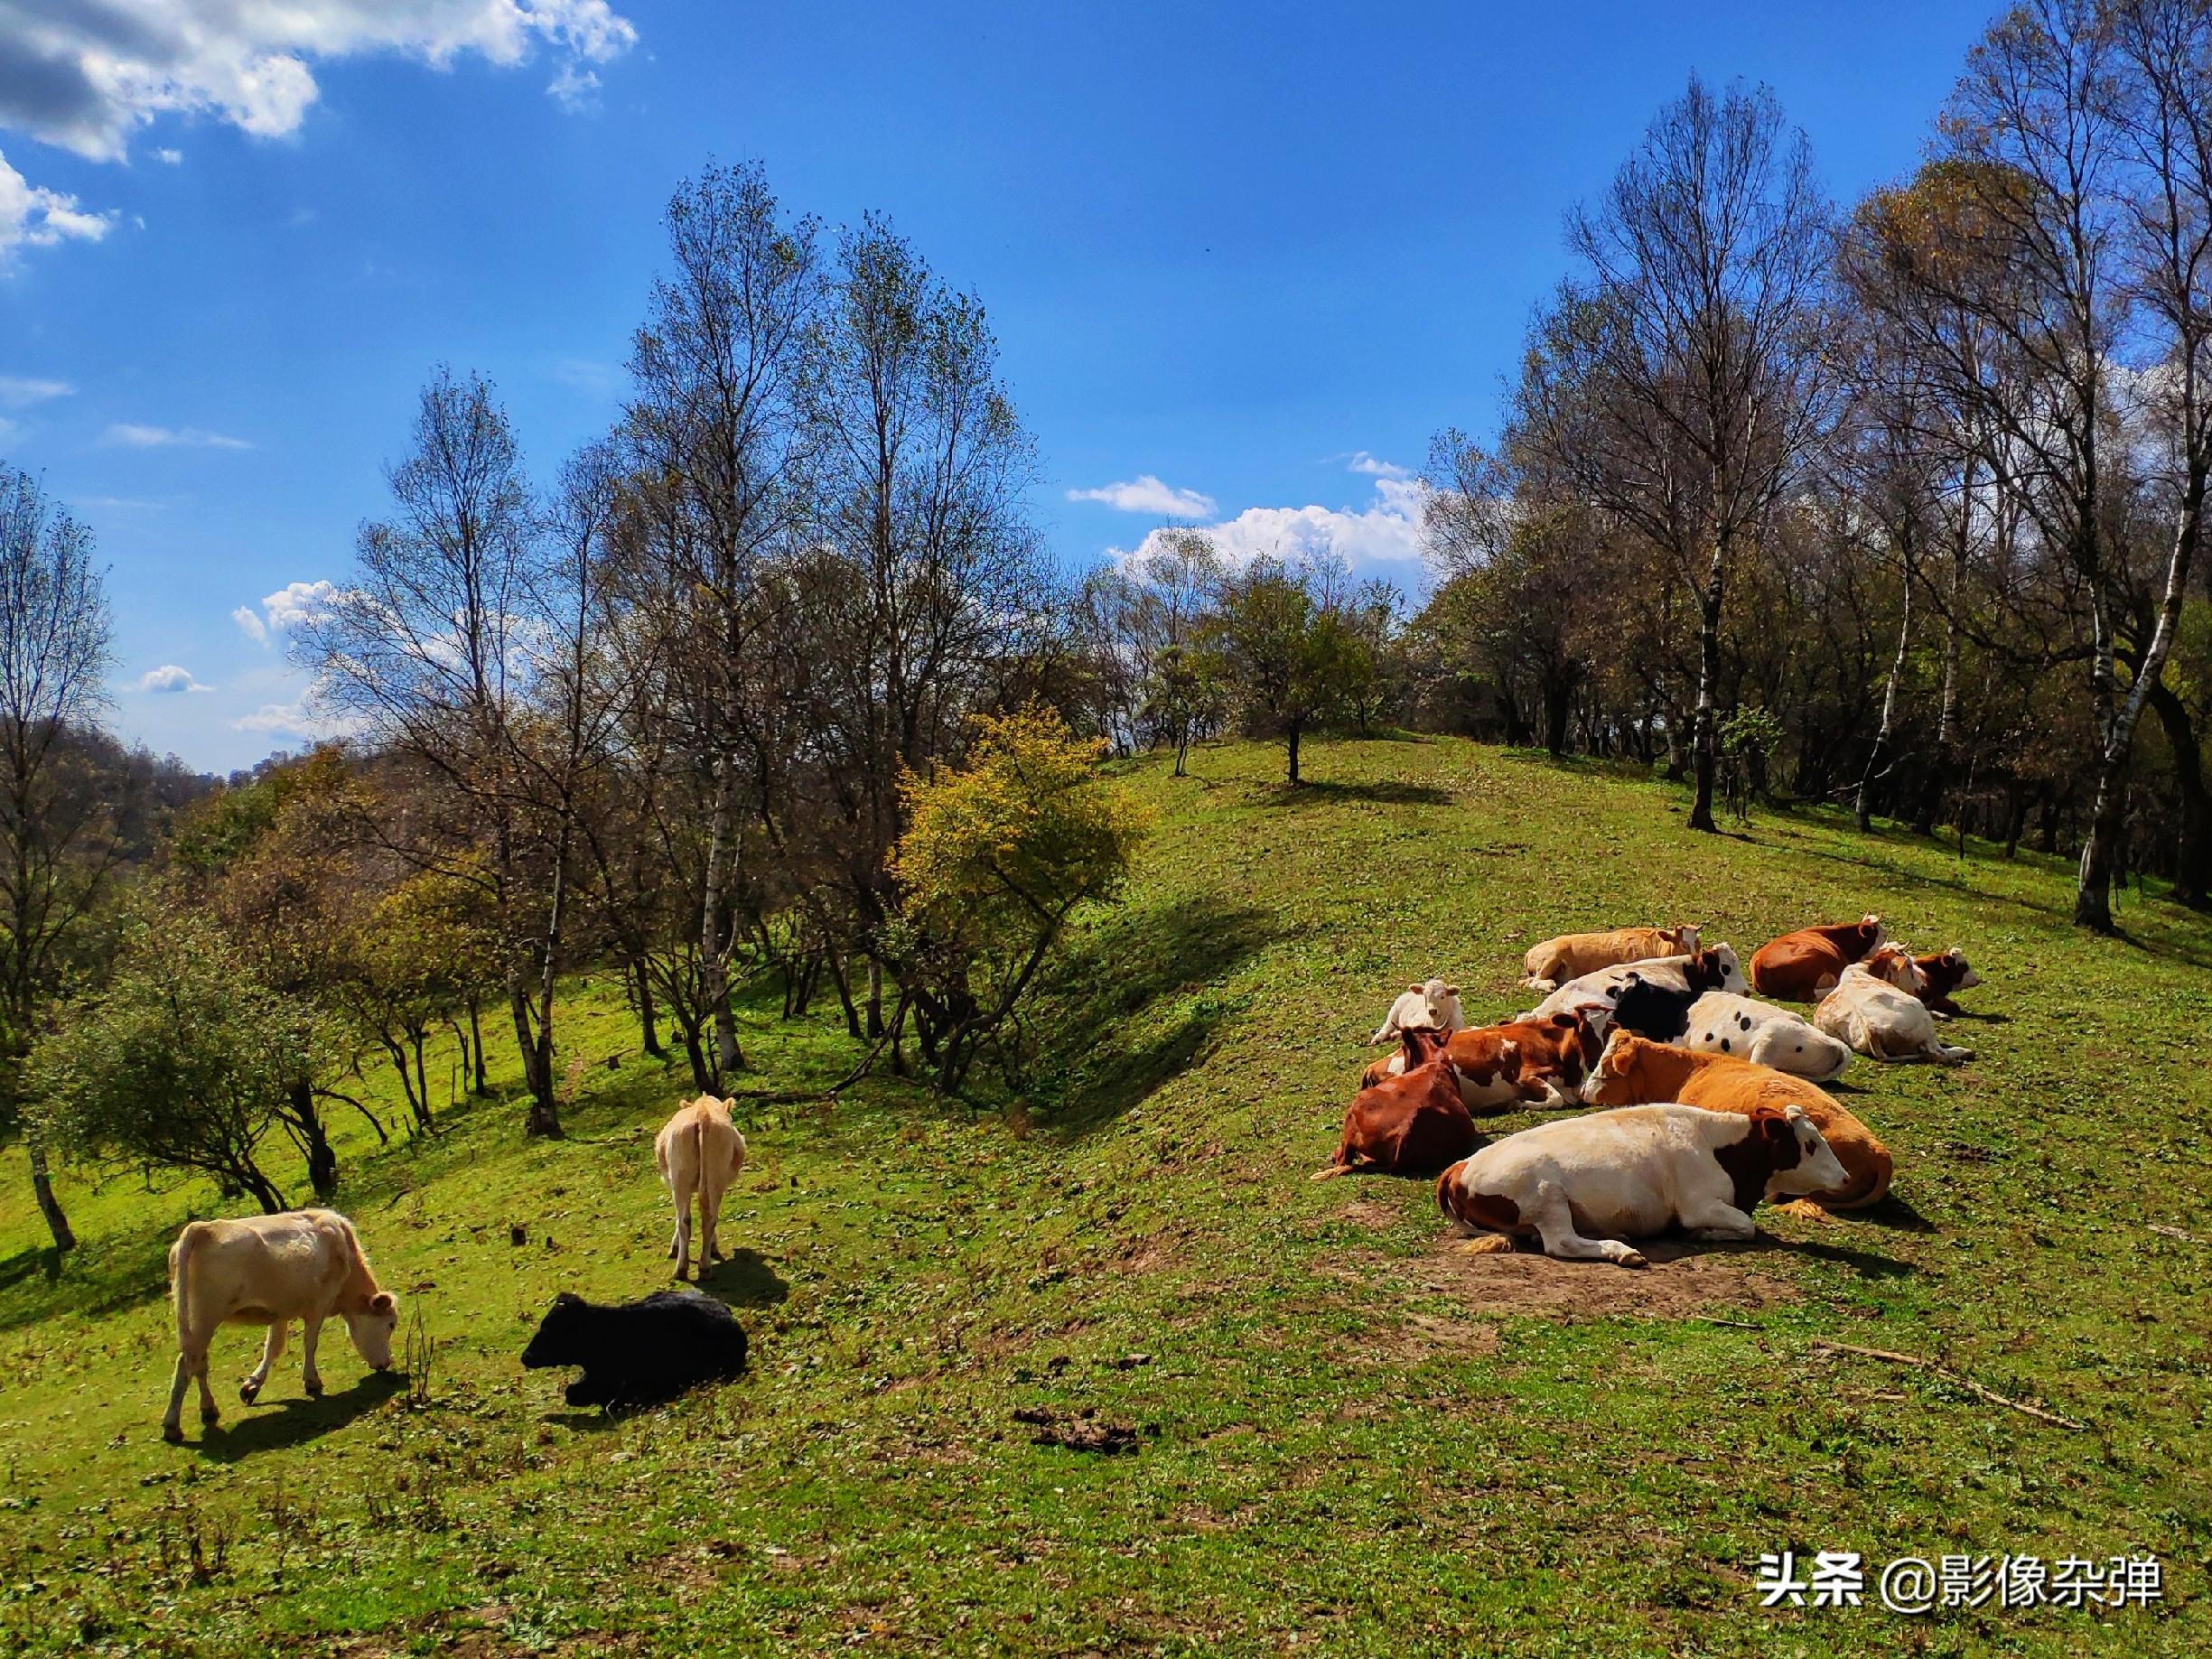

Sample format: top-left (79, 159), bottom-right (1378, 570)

top-left (1013, 1404), bottom-right (1157, 1455)
top-left (1335, 1199), bottom-right (1405, 1231)
top-left (1420, 1237), bottom-right (1797, 1321)
top-left (1368, 1309), bottom-right (1502, 1362)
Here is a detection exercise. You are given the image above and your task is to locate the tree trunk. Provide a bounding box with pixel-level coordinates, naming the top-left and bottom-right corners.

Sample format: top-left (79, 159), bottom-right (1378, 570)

top-left (2074, 760), bottom-right (2129, 933)
top-left (1286, 718), bottom-right (1303, 785)
top-left (467, 994), bottom-right (488, 1094)
top-left (698, 760), bottom-right (744, 1088)
top-left (1543, 678), bottom-right (1572, 756)
top-left (632, 956), bottom-right (666, 1056)
top-left (866, 956), bottom-right (883, 1041)
top-left (26, 1131), bottom-right (74, 1254)
top-left (1856, 559), bottom-right (1913, 833)
top-left (289, 1080), bottom-right (338, 1198)
top-left (2146, 678), bottom-right (2211, 908)
top-left (1687, 578), bottom-right (1722, 834)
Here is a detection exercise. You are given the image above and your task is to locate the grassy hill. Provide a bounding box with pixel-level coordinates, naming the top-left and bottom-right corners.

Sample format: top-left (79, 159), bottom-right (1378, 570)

top-left (1, 735), bottom-right (2207, 1657)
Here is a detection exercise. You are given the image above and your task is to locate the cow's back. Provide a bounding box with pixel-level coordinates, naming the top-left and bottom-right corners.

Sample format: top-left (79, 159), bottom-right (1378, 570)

top-left (1673, 1058), bottom-right (1890, 1207)
top-left (172, 1210), bottom-right (350, 1327)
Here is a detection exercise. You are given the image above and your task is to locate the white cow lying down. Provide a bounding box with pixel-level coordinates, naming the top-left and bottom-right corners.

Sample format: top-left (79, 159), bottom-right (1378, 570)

top-left (1682, 992), bottom-right (1851, 1082)
top-left (164, 1208), bottom-right (398, 1441)
top-left (1369, 977), bottom-right (1466, 1045)
top-left (1436, 1103), bottom-right (1847, 1268)
top-left (1521, 946), bottom-right (1748, 1022)
top-left (1815, 962), bottom-right (1973, 1065)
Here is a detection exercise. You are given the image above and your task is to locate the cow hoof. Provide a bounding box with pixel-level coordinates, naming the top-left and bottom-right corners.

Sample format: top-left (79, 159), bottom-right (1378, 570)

top-left (305, 1379), bottom-right (324, 1398)
top-left (1618, 1250), bottom-right (1649, 1269)
top-left (201, 1406), bottom-right (221, 1425)
top-left (1455, 1235), bottom-right (1516, 1256)
top-left (162, 1423), bottom-right (184, 1443)
top-left (239, 1382), bottom-right (260, 1404)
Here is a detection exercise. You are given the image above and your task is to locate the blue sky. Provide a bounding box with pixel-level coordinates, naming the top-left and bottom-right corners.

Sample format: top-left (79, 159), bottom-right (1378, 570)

top-left (0, 1), bottom-right (1994, 773)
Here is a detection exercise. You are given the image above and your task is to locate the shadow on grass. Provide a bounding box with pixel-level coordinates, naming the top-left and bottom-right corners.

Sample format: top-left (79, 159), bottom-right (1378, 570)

top-left (1031, 892), bottom-right (1278, 1135)
top-left (1850, 1193), bottom-right (1939, 1233)
top-left (188, 1370), bottom-right (404, 1461)
top-left (1260, 778), bottom-right (1456, 808)
top-left (694, 1247), bottom-right (789, 1309)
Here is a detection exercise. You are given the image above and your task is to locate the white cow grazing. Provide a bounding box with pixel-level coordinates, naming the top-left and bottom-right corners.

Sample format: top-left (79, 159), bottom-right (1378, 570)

top-left (1815, 962), bottom-right (1972, 1065)
top-left (1437, 1103), bottom-right (1848, 1268)
top-left (656, 1095), bottom-right (749, 1281)
top-left (164, 1208), bottom-right (398, 1441)
top-left (1521, 946), bottom-right (1748, 1022)
top-left (1368, 977), bottom-right (1466, 1045)
top-left (1682, 992), bottom-right (1852, 1082)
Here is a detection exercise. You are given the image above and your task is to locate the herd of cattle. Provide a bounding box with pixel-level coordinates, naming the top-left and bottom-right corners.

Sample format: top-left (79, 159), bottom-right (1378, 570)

top-left (153, 912), bottom-right (1981, 1436)
top-left (161, 1094), bottom-right (757, 1440)
top-left (1322, 916), bottom-right (1983, 1268)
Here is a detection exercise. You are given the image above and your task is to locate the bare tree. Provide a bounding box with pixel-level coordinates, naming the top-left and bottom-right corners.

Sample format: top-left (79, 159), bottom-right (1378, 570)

top-left (1515, 74), bottom-right (1836, 831)
top-left (0, 468), bottom-right (119, 1253)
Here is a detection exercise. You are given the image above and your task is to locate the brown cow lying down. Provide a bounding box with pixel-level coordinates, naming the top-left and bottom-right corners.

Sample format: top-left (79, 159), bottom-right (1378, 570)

top-left (1816, 962), bottom-right (1972, 1066)
top-left (1749, 914), bottom-right (1886, 1001)
top-left (164, 1208), bottom-right (399, 1441)
top-left (1436, 1103), bottom-right (1848, 1267)
top-left (1580, 1030), bottom-right (1893, 1207)
top-left (1316, 1027), bottom-right (1480, 1179)
top-left (1368, 1011), bottom-right (1604, 1107)
top-left (1913, 947), bottom-right (1983, 1017)
top-left (1519, 925), bottom-right (1700, 993)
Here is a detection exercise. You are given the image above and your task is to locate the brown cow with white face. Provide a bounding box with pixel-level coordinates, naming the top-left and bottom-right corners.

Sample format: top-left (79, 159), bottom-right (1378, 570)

top-left (1369, 1011), bottom-right (1605, 1107)
top-left (163, 1208), bottom-right (398, 1442)
top-left (1749, 915), bottom-right (1886, 1001)
top-left (1436, 1103), bottom-right (1848, 1267)
top-left (1913, 947), bottom-right (1983, 1018)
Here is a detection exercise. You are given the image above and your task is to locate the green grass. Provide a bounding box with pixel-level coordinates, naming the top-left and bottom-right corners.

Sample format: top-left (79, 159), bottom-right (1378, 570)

top-left (1, 735), bottom-right (2207, 1656)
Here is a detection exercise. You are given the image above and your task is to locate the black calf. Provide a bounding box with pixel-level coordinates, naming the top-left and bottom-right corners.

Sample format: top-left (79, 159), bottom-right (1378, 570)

top-left (520, 1288), bottom-right (748, 1409)
top-left (1606, 974), bottom-right (1699, 1042)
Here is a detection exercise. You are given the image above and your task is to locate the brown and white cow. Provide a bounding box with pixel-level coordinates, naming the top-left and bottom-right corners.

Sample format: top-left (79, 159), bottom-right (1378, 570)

top-left (656, 1095), bottom-right (749, 1281)
top-left (1368, 976), bottom-right (1467, 1045)
top-left (1749, 914), bottom-right (1886, 1001)
top-left (163, 1208), bottom-right (398, 1441)
top-left (1913, 947), bottom-right (1983, 1018)
top-left (1315, 1027), bottom-right (1481, 1179)
top-left (1435, 1103), bottom-right (1848, 1267)
top-left (1580, 1030), bottom-right (1893, 1207)
top-left (1815, 962), bottom-right (1971, 1066)
top-left (1521, 946), bottom-right (1748, 1023)
top-left (1370, 1011), bottom-right (1605, 1106)
top-left (1519, 925), bottom-right (1701, 993)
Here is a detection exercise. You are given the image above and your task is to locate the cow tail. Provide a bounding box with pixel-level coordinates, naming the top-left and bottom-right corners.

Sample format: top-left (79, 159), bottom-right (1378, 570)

top-left (1435, 1161), bottom-right (1468, 1227)
top-left (169, 1224), bottom-right (205, 1347)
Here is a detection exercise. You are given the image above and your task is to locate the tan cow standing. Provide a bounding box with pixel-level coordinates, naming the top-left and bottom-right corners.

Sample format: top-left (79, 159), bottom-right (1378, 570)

top-left (656, 1095), bottom-right (749, 1281)
top-left (163, 1208), bottom-right (399, 1442)
top-left (1520, 925), bottom-right (1700, 993)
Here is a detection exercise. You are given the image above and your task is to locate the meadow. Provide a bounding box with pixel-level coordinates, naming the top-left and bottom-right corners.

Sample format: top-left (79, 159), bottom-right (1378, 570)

top-left (1, 735), bottom-right (2207, 1657)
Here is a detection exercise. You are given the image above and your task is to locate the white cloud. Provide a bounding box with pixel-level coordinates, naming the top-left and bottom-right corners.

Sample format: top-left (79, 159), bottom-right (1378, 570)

top-left (230, 696), bottom-right (360, 741)
top-left (547, 62), bottom-right (602, 111)
top-left (137, 664), bottom-right (212, 694)
top-left (1067, 475), bottom-right (1218, 517)
top-left (102, 422), bottom-right (252, 450)
top-left (1111, 474), bottom-right (1432, 581)
top-left (0, 415), bottom-right (18, 445)
top-left (0, 146), bottom-right (115, 263)
top-left (234, 579), bottom-right (335, 647)
top-left (154, 147), bottom-right (182, 165)
top-left (0, 2), bottom-right (639, 163)
top-left (1346, 451), bottom-right (1411, 480)
top-left (0, 375), bottom-right (71, 408)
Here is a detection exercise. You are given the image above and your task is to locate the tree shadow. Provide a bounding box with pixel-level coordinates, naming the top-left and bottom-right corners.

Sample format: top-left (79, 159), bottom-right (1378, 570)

top-left (0, 1246), bottom-right (59, 1292)
top-left (187, 1370), bottom-right (403, 1461)
top-left (542, 1409), bottom-right (626, 1432)
top-left (1031, 893), bottom-right (1277, 1134)
top-left (1260, 778), bottom-right (1456, 808)
top-left (693, 1248), bottom-right (789, 1309)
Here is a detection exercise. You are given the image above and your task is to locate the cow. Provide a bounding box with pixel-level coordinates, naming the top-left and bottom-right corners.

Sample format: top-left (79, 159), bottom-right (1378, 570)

top-left (1681, 991), bottom-right (1851, 1082)
top-left (1604, 974), bottom-right (1703, 1042)
top-left (1368, 977), bottom-right (1466, 1045)
top-left (1815, 962), bottom-right (1973, 1065)
top-left (1371, 1011), bottom-right (1606, 1106)
top-left (1862, 941), bottom-right (1929, 993)
top-left (1580, 1030), bottom-right (1892, 1207)
top-left (1521, 945), bottom-right (1748, 1022)
top-left (656, 1095), bottom-right (749, 1281)
top-left (1749, 914), bottom-right (1886, 1001)
top-left (1519, 925), bottom-right (1701, 993)
top-left (163, 1208), bottom-right (399, 1442)
top-left (1913, 946), bottom-right (1983, 1018)
top-left (1316, 1027), bottom-right (1480, 1179)
top-left (1435, 1103), bottom-right (1848, 1268)
top-left (520, 1288), bottom-right (749, 1410)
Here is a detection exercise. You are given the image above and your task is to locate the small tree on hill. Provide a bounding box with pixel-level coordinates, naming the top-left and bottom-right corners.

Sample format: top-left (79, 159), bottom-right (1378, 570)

top-left (33, 913), bottom-right (327, 1215)
top-left (1199, 557), bottom-right (1365, 784)
top-left (891, 707), bottom-right (1151, 1093)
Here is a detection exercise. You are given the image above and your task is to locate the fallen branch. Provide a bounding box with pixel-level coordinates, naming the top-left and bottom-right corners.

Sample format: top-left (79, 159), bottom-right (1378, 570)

top-left (1810, 1339), bottom-right (2085, 1431)
top-left (2149, 1223), bottom-right (2207, 1246)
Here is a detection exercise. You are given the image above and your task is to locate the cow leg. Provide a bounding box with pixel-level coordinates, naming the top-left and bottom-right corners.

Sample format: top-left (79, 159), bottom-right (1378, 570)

top-left (241, 1320), bottom-right (287, 1404)
top-left (1523, 1177), bottom-right (1647, 1268)
top-left (163, 1343), bottom-right (204, 1440)
top-left (1675, 1200), bottom-right (1759, 1243)
top-left (1927, 1040), bottom-right (1974, 1065)
top-left (300, 1316), bottom-right (326, 1397)
top-left (699, 1183), bottom-right (723, 1264)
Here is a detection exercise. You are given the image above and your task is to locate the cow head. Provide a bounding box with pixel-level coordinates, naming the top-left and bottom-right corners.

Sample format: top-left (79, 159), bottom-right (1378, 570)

top-left (343, 1289), bottom-right (400, 1372)
top-left (1415, 976), bottom-right (1462, 1029)
top-left (1545, 1008), bottom-right (1607, 1076)
top-left (520, 1291), bottom-right (593, 1370)
top-left (1763, 1104), bottom-right (1849, 1198)
top-left (1685, 945), bottom-right (1748, 994)
top-left (1395, 1023), bottom-right (1451, 1074)
top-left (1856, 914), bottom-right (1887, 953)
top-left (1918, 946), bottom-right (1981, 994)
top-left (1581, 1028), bottom-right (1642, 1104)
top-left (1863, 943), bottom-right (1927, 992)
top-left (1665, 923), bottom-right (1703, 954)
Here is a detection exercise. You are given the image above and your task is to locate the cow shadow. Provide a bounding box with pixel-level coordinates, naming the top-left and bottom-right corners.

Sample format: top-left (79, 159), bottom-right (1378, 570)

top-left (693, 1248), bottom-right (789, 1309)
top-left (1756, 1233), bottom-right (1918, 1279)
top-left (1849, 1194), bottom-right (1939, 1233)
top-left (186, 1370), bottom-right (404, 1461)
top-left (1259, 778), bottom-right (1456, 809)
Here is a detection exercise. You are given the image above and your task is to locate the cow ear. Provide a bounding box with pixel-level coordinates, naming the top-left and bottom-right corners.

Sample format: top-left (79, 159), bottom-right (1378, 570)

top-left (369, 1291), bottom-right (397, 1315)
top-left (1407, 982), bottom-right (1423, 993)
top-left (1444, 984), bottom-right (1459, 997)
top-left (553, 1291), bottom-right (583, 1309)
